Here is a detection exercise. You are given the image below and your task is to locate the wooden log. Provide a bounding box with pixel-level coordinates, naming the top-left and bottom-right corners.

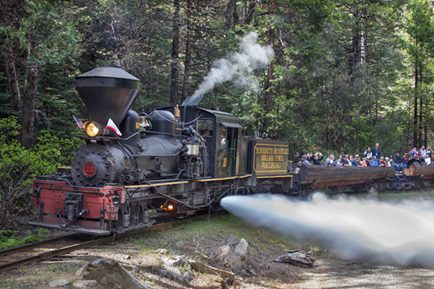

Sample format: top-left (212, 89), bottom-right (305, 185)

top-left (189, 260), bottom-right (235, 281)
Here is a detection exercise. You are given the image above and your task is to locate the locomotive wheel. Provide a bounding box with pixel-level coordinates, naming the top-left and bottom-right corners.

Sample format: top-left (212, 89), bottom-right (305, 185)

top-left (138, 204), bottom-right (144, 223)
top-left (131, 203), bottom-right (140, 226)
top-left (115, 202), bottom-right (147, 232)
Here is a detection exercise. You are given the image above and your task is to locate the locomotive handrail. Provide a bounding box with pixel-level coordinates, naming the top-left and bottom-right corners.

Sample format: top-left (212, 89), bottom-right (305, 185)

top-left (256, 174), bottom-right (292, 179)
top-left (124, 174), bottom-right (254, 189)
top-left (124, 180), bottom-right (189, 189)
top-left (192, 174), bottom-right (252, 182)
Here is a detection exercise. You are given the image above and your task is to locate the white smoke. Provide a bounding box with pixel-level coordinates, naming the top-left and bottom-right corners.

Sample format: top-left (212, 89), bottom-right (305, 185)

top-left (191, 32), bottom-right (274, 99)
top-left (221, 193), bottom-right (434, 268)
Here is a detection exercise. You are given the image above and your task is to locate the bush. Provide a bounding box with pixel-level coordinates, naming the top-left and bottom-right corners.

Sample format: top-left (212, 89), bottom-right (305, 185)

top-left (0, 117), bottom-right (81, 225)
top-left (0, 228), bottom-right (50, 249)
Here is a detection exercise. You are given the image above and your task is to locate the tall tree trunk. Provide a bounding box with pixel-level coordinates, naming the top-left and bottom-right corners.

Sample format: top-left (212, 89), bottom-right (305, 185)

top-left (21, 63), bottom-right (38, 148)
top-left (4, 53), bottom-right (22, 113)
top-left (413, 52), bottom-right (419, 147)
top-left (170, 0), bottom-right (180, 106)
top-left (182, 0), bottom-right (192, 101)
top-left (244, 0), bottom-right (256, 24)
top-left (418, 67), bottom-right (423, 147)
top-left (224, 0), bottom-right (238, 30)
top-left (424, 78), bottom-right (429, 146)
top-left (262, 0), bottom-right (275, 135)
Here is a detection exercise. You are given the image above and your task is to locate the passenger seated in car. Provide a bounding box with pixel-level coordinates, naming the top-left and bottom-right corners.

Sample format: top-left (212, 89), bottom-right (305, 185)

top-left (301, 154), bottom-right (311, 166)
top-left (409, 147), bottom-right (418, 160)
top-left (371, 156), bottom-right (379, 167)
top-left (384, 157), bottom-right (391, 167)
top-left (393, 152), bottom-right (405, 171)
top-left (350, 155), bottom-right (359, 167)
top-left (340, 155), bottom-right (351, 167)
top-left (364, 147), bottom-right (372, 159)
top-left (379, 156), bottom-right (386, 167)
top-left (312, 152), bottom-right (323, 165)
top-left (425, 146), bottom-right (432, 165)
top-left (361, 157), bottom-right (370, 167)
top-left (325, 154), bottom-right (336, 166)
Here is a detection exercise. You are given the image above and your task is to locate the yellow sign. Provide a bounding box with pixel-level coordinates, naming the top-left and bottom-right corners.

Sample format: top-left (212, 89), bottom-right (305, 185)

top-left (254, 143), bottom-right (289, 174)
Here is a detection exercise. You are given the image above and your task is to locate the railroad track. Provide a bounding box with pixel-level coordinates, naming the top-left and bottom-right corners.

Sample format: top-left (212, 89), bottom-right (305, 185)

top-left (0, 222), bottom-right (173, 273)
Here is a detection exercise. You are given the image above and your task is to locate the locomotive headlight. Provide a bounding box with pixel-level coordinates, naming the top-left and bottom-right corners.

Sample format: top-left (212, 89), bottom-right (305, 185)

top-left (84, 121), bottom-right (101, 137)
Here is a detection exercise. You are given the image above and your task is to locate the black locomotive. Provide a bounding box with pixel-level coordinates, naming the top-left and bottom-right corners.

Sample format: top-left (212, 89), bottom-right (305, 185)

top-left (31, 67), bottom-right (292, 235)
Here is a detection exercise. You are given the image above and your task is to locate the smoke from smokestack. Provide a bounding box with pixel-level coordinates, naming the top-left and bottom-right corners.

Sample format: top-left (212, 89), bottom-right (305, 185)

top-left (221, 193), bottom-right (434, 268)
top-left (183, 32), bottom-right (274, 106)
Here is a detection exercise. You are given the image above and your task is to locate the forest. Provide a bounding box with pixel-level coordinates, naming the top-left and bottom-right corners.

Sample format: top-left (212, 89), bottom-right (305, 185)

top-left (0, 1), bottom-right (433, 220)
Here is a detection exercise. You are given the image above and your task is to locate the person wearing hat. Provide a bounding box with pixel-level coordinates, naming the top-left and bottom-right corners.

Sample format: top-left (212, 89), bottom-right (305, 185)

top-left (384, 157), bottom-right (391, 167)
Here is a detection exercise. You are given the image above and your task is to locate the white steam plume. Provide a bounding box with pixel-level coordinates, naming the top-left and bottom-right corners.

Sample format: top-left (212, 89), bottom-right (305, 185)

top-left (187, 32), bottom-right (274, 105)
top-left (221, 194), bottom-right (434, 268)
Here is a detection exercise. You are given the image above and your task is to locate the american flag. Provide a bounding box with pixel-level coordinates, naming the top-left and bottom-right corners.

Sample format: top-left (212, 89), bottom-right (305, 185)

top-left (73, 115), bottom-right (84, 129)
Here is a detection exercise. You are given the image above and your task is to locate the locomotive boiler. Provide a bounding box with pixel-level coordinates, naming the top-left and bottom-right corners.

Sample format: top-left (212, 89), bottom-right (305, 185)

top-left (31, 67), bottom-right (292, 235)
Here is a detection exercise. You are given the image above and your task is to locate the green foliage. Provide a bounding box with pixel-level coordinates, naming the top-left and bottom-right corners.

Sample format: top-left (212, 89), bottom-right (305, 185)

top-left (35, 130), bottom-right (82, 166)
top-left (0, 117), bottom-right (81, 224)
top-left (0, 228), bottom-right (50, 250)
top-left (19, 0), bottom-right (82, 66)
top-left (0, 0), bottom-right (432, 174)
top-left (0, 117), bottom-right (21, 143)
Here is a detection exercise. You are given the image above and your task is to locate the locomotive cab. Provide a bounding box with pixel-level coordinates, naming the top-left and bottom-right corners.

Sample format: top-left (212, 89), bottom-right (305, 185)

top-left (169, 106), bottom-right (246, 178)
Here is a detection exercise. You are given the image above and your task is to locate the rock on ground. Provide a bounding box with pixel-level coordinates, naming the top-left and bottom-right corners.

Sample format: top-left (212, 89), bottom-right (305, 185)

top-left (234, 238), bottom-right (248, 258)
top-left (48, 279), bottom-right (70, 287)
top-left (274, 250), bottom-right (315, 268)
top-left (72, 279), bottom-right (101, 289)
top-left (77, 258), bottom-right (150, 289)
top-left (160, 255), bottom-right (194, 284)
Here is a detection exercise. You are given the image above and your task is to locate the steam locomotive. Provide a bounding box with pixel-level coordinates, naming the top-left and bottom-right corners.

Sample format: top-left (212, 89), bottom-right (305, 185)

top-left (30, 67), bottom-right (434, 235)
top-left (31, 67), bottom-right (292, 235)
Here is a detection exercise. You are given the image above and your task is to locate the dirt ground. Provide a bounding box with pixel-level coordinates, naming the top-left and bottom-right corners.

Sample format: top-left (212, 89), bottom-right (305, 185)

top-left (1, 190), bottom-right (434, 289)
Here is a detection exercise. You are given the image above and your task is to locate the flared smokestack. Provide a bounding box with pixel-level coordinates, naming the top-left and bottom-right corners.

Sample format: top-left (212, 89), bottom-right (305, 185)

top-left (76, 67), bottom-right (140, 125)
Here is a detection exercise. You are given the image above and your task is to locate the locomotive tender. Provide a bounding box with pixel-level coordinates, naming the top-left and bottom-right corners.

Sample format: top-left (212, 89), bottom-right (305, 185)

top-left (31, 67), bottom-right (292, 235)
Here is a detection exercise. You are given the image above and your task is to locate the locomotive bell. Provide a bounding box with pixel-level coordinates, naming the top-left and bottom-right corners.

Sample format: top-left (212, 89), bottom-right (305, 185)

top-left (76, 67), bottom-right (140, 127)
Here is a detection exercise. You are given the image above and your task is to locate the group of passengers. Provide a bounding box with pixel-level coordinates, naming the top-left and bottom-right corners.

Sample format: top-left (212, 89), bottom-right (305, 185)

top-left (300, 143), bottom-right (433, 171)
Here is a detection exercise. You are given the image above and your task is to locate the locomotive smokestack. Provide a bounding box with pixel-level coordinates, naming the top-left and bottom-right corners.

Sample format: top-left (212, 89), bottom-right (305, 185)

top-left (76, 67), bottom-right (140, 126)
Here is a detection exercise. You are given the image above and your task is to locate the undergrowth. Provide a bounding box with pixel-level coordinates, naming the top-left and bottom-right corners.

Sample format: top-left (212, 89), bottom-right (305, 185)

top-left (131, 213), bottom-right (299, 253)
top-left (0, 228), bottom-right (50, 250)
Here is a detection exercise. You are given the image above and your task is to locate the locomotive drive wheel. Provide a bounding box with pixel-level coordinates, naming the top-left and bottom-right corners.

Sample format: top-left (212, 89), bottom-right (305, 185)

top-left (115, 201), bottom-right (150, 232)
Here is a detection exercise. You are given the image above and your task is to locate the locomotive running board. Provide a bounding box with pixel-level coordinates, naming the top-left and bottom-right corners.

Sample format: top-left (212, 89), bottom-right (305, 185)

top-left (28, 221), bottom-right (111, 236)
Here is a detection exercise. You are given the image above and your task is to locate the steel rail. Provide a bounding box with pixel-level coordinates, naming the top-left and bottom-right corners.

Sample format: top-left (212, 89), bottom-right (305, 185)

top-left (0, 233), bottom-right (80, 257)
top-left (0, 222), bottom-right (173, 273)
